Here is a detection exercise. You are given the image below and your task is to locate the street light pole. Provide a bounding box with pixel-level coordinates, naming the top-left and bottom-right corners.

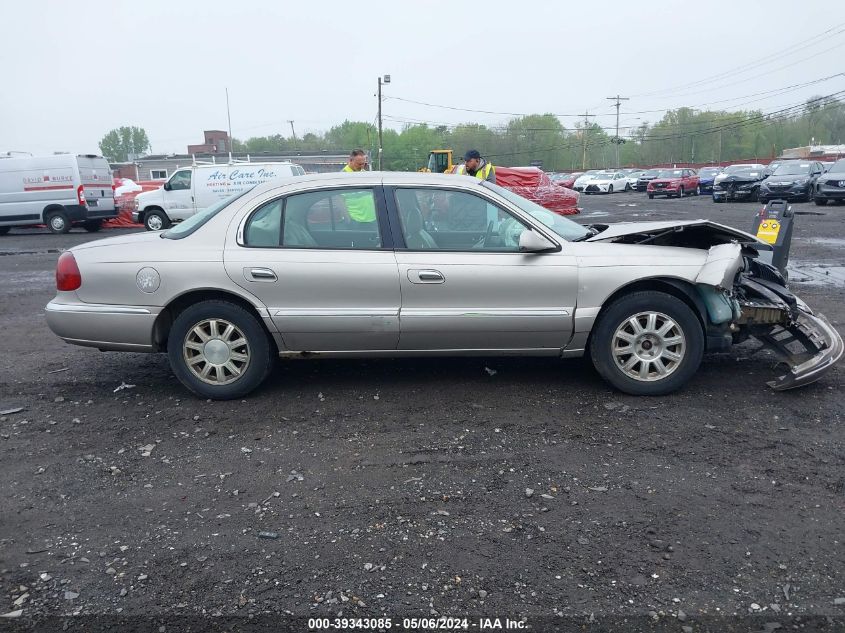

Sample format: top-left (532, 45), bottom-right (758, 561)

top-left (606, 95), bottom-right (629, 167)
top-left (377, 74), bottom-right (390, 170)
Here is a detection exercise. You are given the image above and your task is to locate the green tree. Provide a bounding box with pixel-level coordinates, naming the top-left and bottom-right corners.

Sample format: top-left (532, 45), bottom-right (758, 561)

top-left (98, 126), bottom-right (151, 162)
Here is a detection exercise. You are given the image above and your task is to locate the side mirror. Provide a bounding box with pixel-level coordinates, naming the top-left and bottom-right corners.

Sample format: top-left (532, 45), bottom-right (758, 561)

top-left (519, 229), bottom-right (557, 253)
top-left (163, 182), bottom-right (171, 191)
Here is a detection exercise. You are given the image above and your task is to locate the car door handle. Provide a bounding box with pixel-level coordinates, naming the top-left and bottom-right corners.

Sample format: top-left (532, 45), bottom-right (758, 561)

top-left (246, 267), bottom-right (277, 282)
top-left (410, 269), bottom-right (445, 284)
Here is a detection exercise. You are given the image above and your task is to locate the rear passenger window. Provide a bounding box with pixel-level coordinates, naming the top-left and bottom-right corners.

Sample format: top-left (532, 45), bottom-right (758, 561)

top-left (283, 189), bottom-right (381, 249)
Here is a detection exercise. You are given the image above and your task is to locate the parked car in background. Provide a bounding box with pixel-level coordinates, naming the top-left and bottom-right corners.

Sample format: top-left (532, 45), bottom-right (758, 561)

top-left (0, 153), bottom-right (117, 234)
top-left (625, 170), bottom-right (645, 189)
top-left (758, 160), bottom-right (824, 203)
top-left (697, 166), bottom-right (722, 194)
top-left (635, 168), bottom-right (661, 191)
top-left (572, 170), bottom-right (601, 192)
top-left (712, 164), bottom-right (767, 203)
top-left (556, 171), bottom-right (584, 188)
top-left (646, 168), bottom-right (700, 198)
top-left (45, 171), bottom-right (842, 399)
top-left (585, 171), bottom-right (630, 194)
top-left (813, 158), bottom-right (845, 206)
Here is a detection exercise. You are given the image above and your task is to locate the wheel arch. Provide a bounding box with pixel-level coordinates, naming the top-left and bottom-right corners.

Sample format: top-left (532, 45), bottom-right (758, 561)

top-left (585, 277), bottom-right (709, 351)
top-left (42, 204), bottom-right (67, 222)
top-left (152, 288), bottom-right (278, 353)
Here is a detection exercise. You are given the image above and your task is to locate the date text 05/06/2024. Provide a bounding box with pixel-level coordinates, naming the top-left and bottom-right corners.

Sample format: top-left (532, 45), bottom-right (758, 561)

top-left (308, 617), bottom-right (527, 630)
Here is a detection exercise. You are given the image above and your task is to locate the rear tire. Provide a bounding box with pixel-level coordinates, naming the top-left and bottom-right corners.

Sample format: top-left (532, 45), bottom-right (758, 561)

top-left (45, 210), bottom-right (71, 234)
top-left (694, 185), bottom-right (701, 196)
top-left (83, 219), bottom-right (103, 232)
top-left (144, 209), bottom-right (170, 231)
top-left (647, 193), bottom-right (654, 199)
top-left (814, 197), bottom-right (828, 206)
top-left (608, 185), bottom-right (614, 194)
top-left (167, 300), bottom-right (275, 400)
top-left (589, 291), bottom-right (704, 396)
top-left (0, 227), bottom-right (10, 236)
top-left (624, 182), bottom-right (631, 192)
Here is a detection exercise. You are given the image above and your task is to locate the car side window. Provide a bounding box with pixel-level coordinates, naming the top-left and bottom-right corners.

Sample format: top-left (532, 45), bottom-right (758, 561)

top-left (394, 188), bottom-right (528, 252)
top-left (244, 198), bottom-right (283, 247)
top-left (169, 170), bottom-right (192, 191)
top-left (283, 189), bottom-right (381, 250)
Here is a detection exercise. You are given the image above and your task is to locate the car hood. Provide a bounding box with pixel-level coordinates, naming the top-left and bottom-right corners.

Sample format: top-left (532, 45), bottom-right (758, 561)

top-left (648, 178), bottom-right (678, 185)
top-left (821, 170), bottom-right (845, 179)
top-left (584, 219), bottom-right (771, 249)
top-left (764, 175), bottom-right (811, 184)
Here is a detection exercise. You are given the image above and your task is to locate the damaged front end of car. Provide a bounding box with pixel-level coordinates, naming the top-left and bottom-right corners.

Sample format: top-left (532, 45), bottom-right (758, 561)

top-left (586, 219), bottom-right (844, 390)
top-left (694, 239), bottom-right (843, 391)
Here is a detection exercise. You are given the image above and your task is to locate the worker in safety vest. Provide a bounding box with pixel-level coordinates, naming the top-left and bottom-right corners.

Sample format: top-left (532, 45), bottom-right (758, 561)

top-left (340, 148), bottom-right (376, 224)
top-left (453, 149), bottom-right (496, 184)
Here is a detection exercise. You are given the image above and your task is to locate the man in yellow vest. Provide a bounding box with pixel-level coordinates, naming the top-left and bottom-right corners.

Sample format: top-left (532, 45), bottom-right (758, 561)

top-left (340, 149), bottom-right (376, 225)
top-left (454, 149), bottom-right (496, 184)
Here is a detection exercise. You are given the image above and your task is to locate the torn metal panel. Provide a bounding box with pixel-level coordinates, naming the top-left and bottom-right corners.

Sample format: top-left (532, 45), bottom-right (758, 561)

top-left (695, 243), bottom-right (744, 289)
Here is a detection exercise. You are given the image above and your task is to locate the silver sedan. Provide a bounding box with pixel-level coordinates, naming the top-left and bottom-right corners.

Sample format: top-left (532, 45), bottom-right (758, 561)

top-left (46, 172), bottom-right (842, 399)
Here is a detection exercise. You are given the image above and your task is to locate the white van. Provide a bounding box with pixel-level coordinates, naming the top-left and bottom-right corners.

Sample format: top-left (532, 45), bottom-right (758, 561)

top-left (131, 161), bottom-right (306, 231)
top-left (0, 153), bottom-right (117, 234)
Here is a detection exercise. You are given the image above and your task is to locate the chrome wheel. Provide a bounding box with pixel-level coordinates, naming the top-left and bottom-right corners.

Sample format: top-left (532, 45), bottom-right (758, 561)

top-left (146, 214), bottom-right (163, 231)
top-left (183, 318), bottom-right (251, 385)
top-left (611, 311), bottom-right (686, 382)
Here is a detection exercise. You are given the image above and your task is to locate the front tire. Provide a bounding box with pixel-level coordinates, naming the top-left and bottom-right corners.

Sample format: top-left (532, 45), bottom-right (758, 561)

top-left (608, 185), bottom-right (614, 194)
top-left (0, 227), bottom-right (10, 236)
top-left (167, 300), bottom-right (275, 400)
top-left (677, 186), bottom-right (685, 198)
top-left (144, 209), bottom-right (170, 231)
top-left (589, 291), bottom-right (704, 396)
top-left (814, 197), bottom-right (828, 206)
top-left (647, 193), bottom-right (654, 199)
top-left (45, 210), bottom-right (71, 234)
top-left (83, 219), bottom-right (103, 232)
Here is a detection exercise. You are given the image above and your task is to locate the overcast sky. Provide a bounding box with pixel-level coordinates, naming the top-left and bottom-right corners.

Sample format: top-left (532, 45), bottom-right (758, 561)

top-left (2, 0), bottom-right (845, 155)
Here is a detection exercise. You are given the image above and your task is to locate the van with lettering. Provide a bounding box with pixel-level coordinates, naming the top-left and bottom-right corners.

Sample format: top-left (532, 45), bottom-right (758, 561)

top-left (0, 153), bottom-right (117, 234)
top-left (131, 161), bottom-right (305, 231)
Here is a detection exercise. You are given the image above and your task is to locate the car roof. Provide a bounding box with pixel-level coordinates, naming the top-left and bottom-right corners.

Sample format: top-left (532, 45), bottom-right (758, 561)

top-left (247, 170), bottom-right (482, 197)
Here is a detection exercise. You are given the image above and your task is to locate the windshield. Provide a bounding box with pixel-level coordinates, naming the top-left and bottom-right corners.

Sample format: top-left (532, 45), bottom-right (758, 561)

top-left (627, 171), bottom-right (644, 177)
top-left (772, 162), bottom-right (813, 176)
top-left (831, 159), bottom-right (845, 172)
top-left (641, 169), bottom-right (660, 177)
top-left (593, 172), bottom-right (617, 179)
top-left (482, 181), bottom-right (590, 242)
top-left (162, 186), bottom-right (256, 239)
top-left (698, 167), bottom-right (720, 177)
top-left (657, 169), bottom-right (683, 178)
top-left (724, 165), bottom-right (762, 174)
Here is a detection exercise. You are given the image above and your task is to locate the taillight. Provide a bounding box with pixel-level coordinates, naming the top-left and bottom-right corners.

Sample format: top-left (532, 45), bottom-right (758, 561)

top-left (56, 252), bottom-right (82, 291)
top-left (77, 185), bottom-right (86, 206)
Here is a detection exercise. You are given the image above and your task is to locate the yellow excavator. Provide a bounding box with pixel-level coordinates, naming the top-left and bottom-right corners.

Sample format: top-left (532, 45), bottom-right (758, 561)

top-left (419, 149), bottom-right (454, 173)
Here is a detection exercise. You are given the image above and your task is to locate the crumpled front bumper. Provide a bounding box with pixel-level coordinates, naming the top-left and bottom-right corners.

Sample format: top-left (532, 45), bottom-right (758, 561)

top-left (758, 309), bottom-right (844, 390)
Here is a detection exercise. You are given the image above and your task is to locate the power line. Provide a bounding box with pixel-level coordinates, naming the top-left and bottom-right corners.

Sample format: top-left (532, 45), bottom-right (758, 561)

top-left (630, 22), bottom-right (845, 98)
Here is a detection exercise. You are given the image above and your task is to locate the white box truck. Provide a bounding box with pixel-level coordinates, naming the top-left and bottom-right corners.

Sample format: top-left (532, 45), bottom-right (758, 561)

top-left (0, 153), bottom-right (117, 234)
top-left (131, 160), bottom-right (306, 231)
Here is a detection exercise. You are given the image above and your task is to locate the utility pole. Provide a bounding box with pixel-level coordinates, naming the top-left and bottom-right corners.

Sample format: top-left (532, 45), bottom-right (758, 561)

top-left (225, 87), bottom-right (233, 158)
top-left (606, 95), bottom-right (629, 167)
top-left (580, 111), bottom-right (594, 170)
top-left (377, 74), bottom-right (390, 170)
top-left (287, 120), bottom-right (298, 150)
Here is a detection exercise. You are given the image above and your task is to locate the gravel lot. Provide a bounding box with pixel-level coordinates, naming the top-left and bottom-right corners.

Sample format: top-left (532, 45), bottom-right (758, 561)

top-left (1, 192), bottom-right (843, 632)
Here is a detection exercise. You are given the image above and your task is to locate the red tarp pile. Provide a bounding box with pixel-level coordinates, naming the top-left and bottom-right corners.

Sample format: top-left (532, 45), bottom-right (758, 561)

top-left (494, 166), bottom-right (580, 215)
top-left (108, 179), bottom-right (164, 228)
